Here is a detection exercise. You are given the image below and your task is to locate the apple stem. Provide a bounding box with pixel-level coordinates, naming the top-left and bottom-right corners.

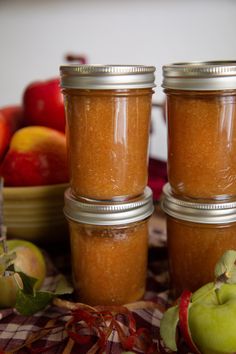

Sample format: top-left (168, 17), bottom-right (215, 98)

top-left (65, 54), bottom-right (87, 64)
top-left (215, 273), bottom-right (229, 287)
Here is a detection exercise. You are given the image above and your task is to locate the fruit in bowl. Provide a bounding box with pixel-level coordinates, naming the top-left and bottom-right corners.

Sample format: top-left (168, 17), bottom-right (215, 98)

top-left (0, 105), bottom-right (24, 162)
top-left (0, 126), bottom-right (68, 186)
top-left (0, 126), bottom-right (69, 243)
top-left (0, 76), bottom-right (70, 243)
top-left (0, 239), bottom-right (46, 308)
top-left (23, 77), bottom-right (65, 132)
top-left (160, 250), bottom-right (236, 354)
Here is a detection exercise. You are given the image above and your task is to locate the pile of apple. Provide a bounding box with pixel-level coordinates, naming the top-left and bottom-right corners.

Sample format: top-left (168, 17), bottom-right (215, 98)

top-left (160, 250), bottom-right (236, 354)
top-left (0, 78), bottom-right (68, 186)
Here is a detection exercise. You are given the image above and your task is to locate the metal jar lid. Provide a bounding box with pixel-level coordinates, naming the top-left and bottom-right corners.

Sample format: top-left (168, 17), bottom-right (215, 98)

top-left (162, 61), bottom-right (236, 91)
top-left (60, 64), bottom-right (156, 90)
top-left (64, 187), bottom-right (154, 226)
top-left (161, 183), bottom-right (236, 224)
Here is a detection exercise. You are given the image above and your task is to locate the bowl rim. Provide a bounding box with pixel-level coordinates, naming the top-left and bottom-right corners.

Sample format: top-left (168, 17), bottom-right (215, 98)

top-left (3, 183), bottom-right (69, 199)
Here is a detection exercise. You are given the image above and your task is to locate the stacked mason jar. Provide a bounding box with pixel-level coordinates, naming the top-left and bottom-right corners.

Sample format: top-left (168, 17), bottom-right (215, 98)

top-left (161, 61), bottom-right (236, 297)
top-left (60, 65), bottom-right (156, 305)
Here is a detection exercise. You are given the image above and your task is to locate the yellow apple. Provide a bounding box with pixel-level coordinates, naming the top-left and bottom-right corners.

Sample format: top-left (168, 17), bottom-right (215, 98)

top-left (0, 126), bottom-right (68, 186)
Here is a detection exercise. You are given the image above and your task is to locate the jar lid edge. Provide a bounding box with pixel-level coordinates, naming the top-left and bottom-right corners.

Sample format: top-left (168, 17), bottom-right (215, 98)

top-left (64, 187), bottom-right (154, 225)
top-left (162, 61), bottom-right (236, 90)
top-left (60, 64), bottom-right (156, 89)
top-left (161, 183), bottom-right (236, 224)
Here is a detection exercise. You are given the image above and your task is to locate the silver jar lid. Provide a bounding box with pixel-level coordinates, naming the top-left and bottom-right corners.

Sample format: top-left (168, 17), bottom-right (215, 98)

top-left (60, 64), bottom-right (156, 89)
top-left (162, 61), bottom-right (236, 91)
top-left (161, 183), bottom-right (236, 224)
top-left (64, 187), bottom-right (154, 226)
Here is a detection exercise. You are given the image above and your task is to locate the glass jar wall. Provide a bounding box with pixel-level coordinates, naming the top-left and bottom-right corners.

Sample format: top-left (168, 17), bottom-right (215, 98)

top-left (60, 65), bottom-right (155, 200)
top-left (68, 219), bottom-right (149, 305)
top-left (161, 183), bottom-right (236, 298)
top-left (166, 216), bottom-right (236, 298)
top-left (163, 61), bottom-right (236, 201)
top-left (64, 186), bottom-right (154, 305)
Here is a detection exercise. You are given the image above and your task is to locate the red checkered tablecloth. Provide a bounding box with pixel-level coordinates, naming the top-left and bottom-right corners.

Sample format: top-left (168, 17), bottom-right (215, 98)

top-left (0, 205), bottom-right (190, 354)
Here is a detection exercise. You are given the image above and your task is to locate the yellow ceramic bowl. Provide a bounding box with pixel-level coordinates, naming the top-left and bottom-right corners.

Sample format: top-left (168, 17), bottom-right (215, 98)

top-left (2, 183), bottom-right (69, 244)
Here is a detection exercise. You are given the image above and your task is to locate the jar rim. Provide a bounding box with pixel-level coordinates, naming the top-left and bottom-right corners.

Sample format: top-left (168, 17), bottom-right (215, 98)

top-left (64, 187), bottom-right (154, 225)
top-left (161, 183), bottom-right (236, 224)
top-left (162, 60), bottom-right (236, 91)
top-left (60, 64), bottom-right (156, 90)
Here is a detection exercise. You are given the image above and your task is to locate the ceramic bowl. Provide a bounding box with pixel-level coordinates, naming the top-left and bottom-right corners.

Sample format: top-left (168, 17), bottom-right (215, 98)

top-left (2, 183), bottom-right (69, 245)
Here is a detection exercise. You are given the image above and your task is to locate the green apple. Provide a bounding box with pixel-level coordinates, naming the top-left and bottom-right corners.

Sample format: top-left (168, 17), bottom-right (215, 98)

top-left (189, 283), bottom-right (236, 354)
top-left (0, 239), bottom-right (46, 308)
top-left (160, 250), bottom-right (236, 354)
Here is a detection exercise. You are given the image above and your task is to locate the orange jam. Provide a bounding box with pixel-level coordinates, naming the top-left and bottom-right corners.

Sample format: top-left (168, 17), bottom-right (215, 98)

top-left (64, 187), bottom-right (154, 305)
top-left (167, 216), bottom-right (236, 298)
top-left (63, 89), bottom-right (153, 200)
top-left (60, 65), bottom-right (155, 200)
top-left (161, 183), bottom-right (236, 298)
top-left (68, 220), bottom-right (148, 305)
top-left (162, 61), bottom-right (236, 201)
top-left (166, 90), bottom-right (236, 200)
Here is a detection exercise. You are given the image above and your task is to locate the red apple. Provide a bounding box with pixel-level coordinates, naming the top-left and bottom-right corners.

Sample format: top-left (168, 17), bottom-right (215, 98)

top-left (0, 126), bottom-right (68, 186)
top-left (0, 106), bottom-right (24, 161)
top-left (23, 78), bottom-right (65, 132)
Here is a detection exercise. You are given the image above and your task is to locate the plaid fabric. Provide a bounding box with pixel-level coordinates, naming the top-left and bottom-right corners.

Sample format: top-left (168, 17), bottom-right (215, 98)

top-left (0, 206), bottom-right (188, 354)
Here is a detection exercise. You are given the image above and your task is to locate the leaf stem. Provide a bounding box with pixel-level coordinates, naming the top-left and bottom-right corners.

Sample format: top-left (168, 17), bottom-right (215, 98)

top-left (191, 284), bottom-right (216, 304)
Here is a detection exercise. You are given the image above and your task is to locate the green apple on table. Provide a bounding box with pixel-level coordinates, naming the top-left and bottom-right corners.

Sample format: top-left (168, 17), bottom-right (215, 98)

top-left (0, 239), bottom-right (46, 308)
top-left (160, 250), bottom-right (236, 354)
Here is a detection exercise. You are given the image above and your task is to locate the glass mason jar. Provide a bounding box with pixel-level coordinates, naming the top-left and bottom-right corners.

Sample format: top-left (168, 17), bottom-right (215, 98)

top-left (161, 183), bottom-right (236, 298)
top-left (162, 61), bottom-right (236, 201)
top-left (60, 64), bottom-right (156, 201)
top-left (64, 186), bottom-right (154, 306)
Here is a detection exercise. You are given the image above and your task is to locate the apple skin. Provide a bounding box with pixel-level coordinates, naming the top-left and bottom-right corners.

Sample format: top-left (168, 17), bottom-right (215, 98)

top-left (0, 106), bottom-right (24, 161)
top-left (0, 239), bottom-right (46, 308)
top-left (0, 275), bottom-right (20, 308)
top-left (23, 78), bottom-right (65, 132)
top-left (179, 289), bottom-right (201, 354)
top-left (189, 283), bottom-right (236, 354)
top-left (0, 126), bottom-right (69, 186)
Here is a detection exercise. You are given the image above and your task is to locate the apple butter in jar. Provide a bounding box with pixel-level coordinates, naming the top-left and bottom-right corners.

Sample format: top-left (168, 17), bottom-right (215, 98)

top-left (64, 187), bottom-right (154, 305)
top-left (162, 61), bottom-right (236, 201)
top-left (60, 65), bottom-right (155, 200)
top-left (161, 183), bottom-right (236, 298)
